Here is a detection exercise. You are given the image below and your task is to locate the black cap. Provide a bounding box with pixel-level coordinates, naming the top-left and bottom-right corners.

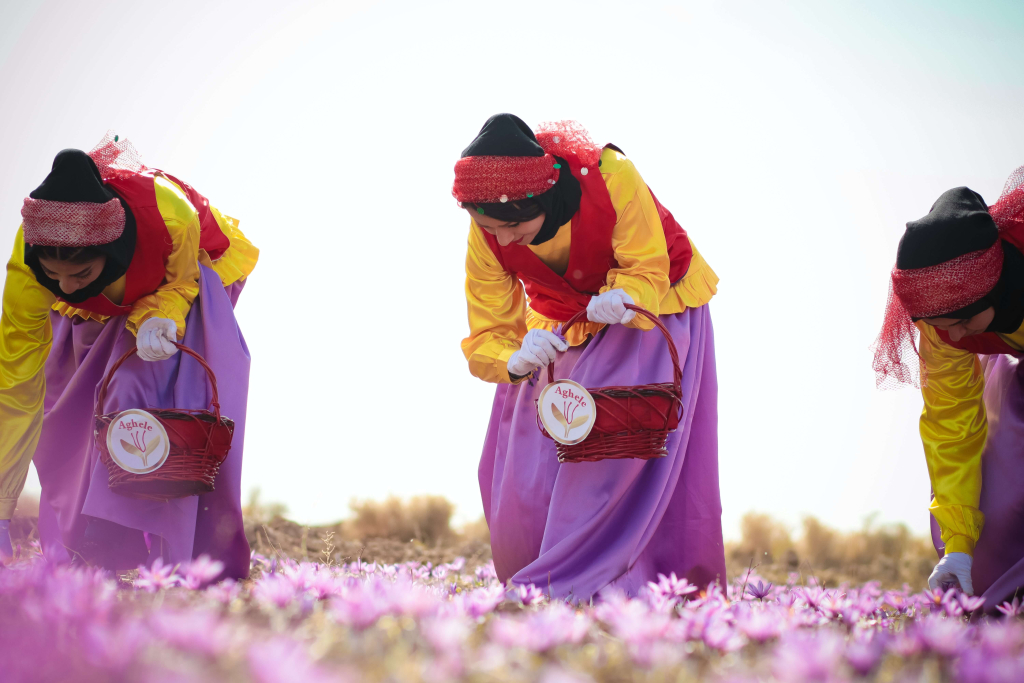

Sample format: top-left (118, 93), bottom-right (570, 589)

top-left (29, 149), bottom-right (116, 204)
top-left (897, 187), bottom-right (998, 270)
top-left (461, 113), bottom-right (545, 158)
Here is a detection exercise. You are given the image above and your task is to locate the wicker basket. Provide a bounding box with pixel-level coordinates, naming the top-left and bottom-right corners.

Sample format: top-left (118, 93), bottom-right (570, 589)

top-left (539, 304), bottom-right (683, 463)
top-left (94, 344), bottom-right (235, 501)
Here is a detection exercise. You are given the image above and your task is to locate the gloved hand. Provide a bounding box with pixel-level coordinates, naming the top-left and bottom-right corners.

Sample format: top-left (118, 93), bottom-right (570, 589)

top-left (508, 329), bottom-right (569, 378)
top-left (137, 318), bottom-right (179, 362)
top-left (0, 520), bottom-right (12, 562)
top-left (928, 552), bottom-right (974, 595)
top-left (587, 289), bottom-right (636, 325)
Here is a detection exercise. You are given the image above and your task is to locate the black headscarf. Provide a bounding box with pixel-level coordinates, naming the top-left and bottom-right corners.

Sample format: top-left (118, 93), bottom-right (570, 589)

top-left (898, 186), bottom-right (1024, 332)
top-left (23, 150), bottom-right (136, 304)
top-left (462, 114), bottom-right (582, 246)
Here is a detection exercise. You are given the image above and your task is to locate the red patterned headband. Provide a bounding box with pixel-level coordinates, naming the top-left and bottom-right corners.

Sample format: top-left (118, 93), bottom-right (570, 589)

top-left (452, 154), bottom-right (560, 204)
top-left (21, 197), bottom-right (125, 247)
top-left (891, 240), bottom-right (1004, 319)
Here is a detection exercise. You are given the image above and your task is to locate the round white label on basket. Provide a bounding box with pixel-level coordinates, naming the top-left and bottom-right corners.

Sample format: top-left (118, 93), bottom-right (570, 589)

top-left (538, 380), bottom-right (597, 446)
top-left (106, 409), bottom-right (170, 474)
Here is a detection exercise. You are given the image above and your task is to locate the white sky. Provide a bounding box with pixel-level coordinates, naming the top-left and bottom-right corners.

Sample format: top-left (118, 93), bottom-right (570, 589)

top-left (2, 0), bottom-right (1022, 538)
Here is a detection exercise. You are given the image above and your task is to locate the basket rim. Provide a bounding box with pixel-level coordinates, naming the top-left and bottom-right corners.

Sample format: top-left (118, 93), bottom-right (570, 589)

top-left (547, 304), bottom-right (682, 395)
top-left (96, 408), bottom-right (234, 428)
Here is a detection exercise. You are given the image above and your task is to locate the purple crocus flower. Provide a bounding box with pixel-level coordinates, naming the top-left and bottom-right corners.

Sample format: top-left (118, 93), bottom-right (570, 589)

top-left (181, 554), bottom-right (226, 590)
top-left (150, 608), bottom-right (233, 657)
top-left (247, 637), bottom-right (347, 683)
top-left (517, 583), bottom-right (546, 606)
top-left (458, 585), bottom-right (506, 619)
top-left (737, 608), bottom-right (782, 643)
top-left (772, 630), bottom-right (845, 682)
top-left (134, 557), bottom-right (181, 592)
top-left (917, 615), bottom-right (965, 657)
top-left (206, 578), bottom-right (242, 604)
top-left (997, 597), bottom-right (1023, 618)
top-left (958, 593), bottom-right (986, 614)
top-left (253, 574), bottom-right (298, 609)
top-left (745, 580), bottom-right (773, 601)
top-left (845, 632), bottom-right (885, 676)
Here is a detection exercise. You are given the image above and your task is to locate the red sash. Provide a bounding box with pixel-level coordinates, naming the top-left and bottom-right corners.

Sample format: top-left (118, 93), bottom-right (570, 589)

top-left (61, 170), bottom-right (171, 316)
top-left (54, 170), bottom-right (231, 316)
top-left (480, 147), bottom-right (692, 321)
top-left (936, 329), bottom-right (1020, 356)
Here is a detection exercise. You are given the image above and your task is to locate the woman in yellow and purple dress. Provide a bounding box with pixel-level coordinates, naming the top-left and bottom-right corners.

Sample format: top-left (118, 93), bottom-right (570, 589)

top-left (455, 114), bottom-right (724, 600)
top-left (0, 134), bottom-right (257, 577)
top-left (873, 168), bottom-right (1024, 609)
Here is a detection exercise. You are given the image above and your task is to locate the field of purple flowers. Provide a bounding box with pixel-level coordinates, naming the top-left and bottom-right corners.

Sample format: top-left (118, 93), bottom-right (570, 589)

top-left (3, 540), bottom-right (1023, 683)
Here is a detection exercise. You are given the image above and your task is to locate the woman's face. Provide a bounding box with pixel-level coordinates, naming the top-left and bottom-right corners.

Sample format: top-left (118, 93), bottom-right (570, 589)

top-left (923, 307), bottom-right (995, 342)
top-left (37, 255), bottom-right (107, 295)
top-left (470, 210), bottom-right (546, 247)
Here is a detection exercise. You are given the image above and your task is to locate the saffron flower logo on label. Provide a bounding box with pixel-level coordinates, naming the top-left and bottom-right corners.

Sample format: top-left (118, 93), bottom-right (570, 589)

top-left (106, 409), bottom-right (170, 474)
top-left (537, 380), bottom-right (596, 445)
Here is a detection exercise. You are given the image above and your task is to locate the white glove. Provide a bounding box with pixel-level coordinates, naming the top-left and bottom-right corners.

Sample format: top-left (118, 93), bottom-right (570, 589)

top-left (0, 520), bottom-right (12, 562)
top-left (508, 329), bottom-right (569, 378)
top-left (136, 318), bottom-right (179, 362)
top-left (928, 552), bottom-right (974, 595)
top-left (587, 289), bottom-right (636, 325)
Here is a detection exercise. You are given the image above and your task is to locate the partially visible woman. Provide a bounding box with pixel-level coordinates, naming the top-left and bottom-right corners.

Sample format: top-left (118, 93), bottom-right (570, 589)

top-left (873, 168), bottom-right (1024, 608)
top-left (455, 114), bottom-right (724, 601)
top-left (0, 134), bottom-right (258, 578)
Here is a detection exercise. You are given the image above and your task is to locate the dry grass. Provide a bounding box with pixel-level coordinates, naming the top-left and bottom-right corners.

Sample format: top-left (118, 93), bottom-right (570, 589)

top-left (725, 511), bottom-right (936, 589)
top-left (12, 492), bottom-right (934, 588)
top-left (242, 493), bottom-right (492, 569)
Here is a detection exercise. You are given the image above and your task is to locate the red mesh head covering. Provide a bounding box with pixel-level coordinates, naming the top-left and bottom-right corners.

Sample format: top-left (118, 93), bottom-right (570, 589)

top-left (873, 167), bottom-right (1024, 388)
top-left (21, 197), bottom-right (125, 247)
top-left (88, 131), bottom-right (147, 182)
top-left (535, 120), bottom-right (603, 167)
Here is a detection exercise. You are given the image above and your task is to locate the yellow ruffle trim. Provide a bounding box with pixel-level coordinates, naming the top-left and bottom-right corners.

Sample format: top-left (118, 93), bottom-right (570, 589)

top-left (207, 212), bottom-right (260, 288)
top-left (51, 230), bottom-right (258, 324)
top-left (525, 254), bottom-right (719, 347)
top-left (662, 249), bottom-right (719, 313)
top-left (51, 301), bottom-right (111, 324)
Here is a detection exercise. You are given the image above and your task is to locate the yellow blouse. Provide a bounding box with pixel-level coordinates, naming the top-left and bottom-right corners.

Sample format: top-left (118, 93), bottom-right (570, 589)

top-left (462, 147), bottom-right (718, 384)
top-left (0, 175), bottom-right (258, 519)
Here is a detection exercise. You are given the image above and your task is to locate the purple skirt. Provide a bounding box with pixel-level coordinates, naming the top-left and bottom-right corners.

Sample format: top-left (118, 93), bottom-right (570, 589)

top-left (931, 354), bottom-right (1024, 611)
top-left (33, 265), bottom-right (251, 578)
top-left (479, 305), bottom-right (724, 601)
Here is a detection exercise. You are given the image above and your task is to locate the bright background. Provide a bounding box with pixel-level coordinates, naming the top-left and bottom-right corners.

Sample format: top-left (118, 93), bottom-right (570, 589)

top-left (2, 0), bottom-right (1023, 537)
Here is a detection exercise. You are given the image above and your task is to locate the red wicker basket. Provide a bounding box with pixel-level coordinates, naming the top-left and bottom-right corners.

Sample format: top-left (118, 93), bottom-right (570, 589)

top-left (94, 344), bottom-right (235, 501)
top-left (539, 304), bottom-right (683, 463)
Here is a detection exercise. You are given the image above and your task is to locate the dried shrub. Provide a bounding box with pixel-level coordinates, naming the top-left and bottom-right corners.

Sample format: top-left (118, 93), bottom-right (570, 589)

top-left (727, 512), bottom-right (795, 568)
top-left (457, 515), bottom-right (491, 545)
top-left (242, 488), bottom-right (288, 525)
top-left (347, 495), bottom-right (455, 545)
top-left (726, 512), bottom-right (936, 589)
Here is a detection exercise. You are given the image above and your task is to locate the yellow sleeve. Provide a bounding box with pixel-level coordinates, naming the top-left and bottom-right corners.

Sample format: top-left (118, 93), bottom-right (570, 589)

top-left (918, 322), bottom-right (986, 555)
top-left (124, 176), bottom-right (202, 339)
top-left (599, 150), bottom-right (671, 331)
top-left (461, 220), bottom-right (529, 384)
top-left (0, 228), bottom-right (56, 518)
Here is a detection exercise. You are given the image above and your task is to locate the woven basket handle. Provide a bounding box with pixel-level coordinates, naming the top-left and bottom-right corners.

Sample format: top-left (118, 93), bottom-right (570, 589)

top-left (546, 304), bottom-right (683, 396)
top-left (95, 343), bottom-right (222, 422)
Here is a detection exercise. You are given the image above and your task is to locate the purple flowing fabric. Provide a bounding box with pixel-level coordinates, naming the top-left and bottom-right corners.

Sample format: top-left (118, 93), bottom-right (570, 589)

top-left (33, 265), bottom-right (251, 578)
top-left (930, 354), bottom-right (1024, 612)
top-left (479, 305), bottom-right (724, 601)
